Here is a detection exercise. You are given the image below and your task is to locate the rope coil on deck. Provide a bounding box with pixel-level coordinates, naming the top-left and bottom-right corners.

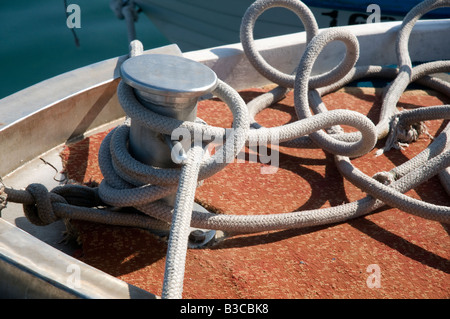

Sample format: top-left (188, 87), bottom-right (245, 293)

top-left (1, 0), bottom-right (449, 299)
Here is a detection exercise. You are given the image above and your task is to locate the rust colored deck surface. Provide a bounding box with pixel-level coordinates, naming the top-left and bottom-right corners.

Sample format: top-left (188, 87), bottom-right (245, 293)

top-left (61, 86), bottom-right (450, 299)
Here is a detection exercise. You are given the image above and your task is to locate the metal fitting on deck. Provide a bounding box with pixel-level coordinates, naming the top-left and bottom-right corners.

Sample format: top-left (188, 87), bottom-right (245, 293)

top-left (120, 53), bottom-right (218, 167)
top-left (119, 53), bottom-right (219, 247)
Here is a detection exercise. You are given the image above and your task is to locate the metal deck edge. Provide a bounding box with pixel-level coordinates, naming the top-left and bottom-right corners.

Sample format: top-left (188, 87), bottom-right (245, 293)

top-left (0, 218), bottom-right (157, 299)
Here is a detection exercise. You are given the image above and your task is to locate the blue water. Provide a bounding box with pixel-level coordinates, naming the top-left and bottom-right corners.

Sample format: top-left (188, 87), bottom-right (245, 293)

top-left (0, 0), bottom-right (170, 99)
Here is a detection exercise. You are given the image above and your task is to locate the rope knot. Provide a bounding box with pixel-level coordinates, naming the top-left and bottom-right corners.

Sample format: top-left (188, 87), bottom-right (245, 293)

top-left (23, 184), bottom-right (65, 226)
top-left (372, 171), bottom-right (397, 185)
top-left (52, 184), bottom-right (104, 208)
top-left (377, 117), bottom-right (431, 156)
top-left (0, 185), bottom-right (7, 214)
top-left (396, 121), bottom-right (427, 145)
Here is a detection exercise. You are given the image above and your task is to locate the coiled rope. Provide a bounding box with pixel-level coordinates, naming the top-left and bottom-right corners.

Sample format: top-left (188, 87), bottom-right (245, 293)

top-left (1, 0), bottom-right (449, 299)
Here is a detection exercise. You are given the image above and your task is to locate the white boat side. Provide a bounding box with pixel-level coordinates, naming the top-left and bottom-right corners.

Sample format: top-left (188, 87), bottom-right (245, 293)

top-left (1, 20), bottom-right (448, 177)
top-left (135, 0), bottom-right (444, 51)
top-left (0, 20), bottom-right (449, 298)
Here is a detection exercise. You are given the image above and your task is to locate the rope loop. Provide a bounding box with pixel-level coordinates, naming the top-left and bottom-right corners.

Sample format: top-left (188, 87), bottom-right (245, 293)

top-left (293, 28), bottom-right (375, 158)
top-left (396, 0), bottom-right (450, 68)
top-left (98, 79), bottom-right (250, 208)
top-left (378, 0), bottom-right (450, 140)
top-left (240, 0), bottom-right (319, 88)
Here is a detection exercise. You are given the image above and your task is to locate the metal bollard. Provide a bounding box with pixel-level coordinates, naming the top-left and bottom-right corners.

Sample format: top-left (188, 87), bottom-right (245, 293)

top-left (120, 53), bottom-right (218, 247)
top-left (120, 53), bottom-right (218, 167)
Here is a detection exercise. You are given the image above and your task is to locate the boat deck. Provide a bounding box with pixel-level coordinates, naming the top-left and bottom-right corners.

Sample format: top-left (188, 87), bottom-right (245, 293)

top-left (58, 84), bottom-right (449, 298)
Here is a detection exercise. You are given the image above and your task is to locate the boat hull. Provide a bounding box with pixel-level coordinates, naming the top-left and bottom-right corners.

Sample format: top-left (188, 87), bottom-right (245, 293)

top-left (0, 20), bottom-right (449, 298)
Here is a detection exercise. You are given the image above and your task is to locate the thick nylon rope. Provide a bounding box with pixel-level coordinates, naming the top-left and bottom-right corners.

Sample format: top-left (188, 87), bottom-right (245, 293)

top-left (299, 0), bottom-right (450, 220)
top-left (240, 0), bottom-right (319, 88)
top-left (161, 145), bottom-right (204, 299)
top-left (377, 0), bottom-right (450, 140)
top-left (1, 0), bottom-right (449, 299)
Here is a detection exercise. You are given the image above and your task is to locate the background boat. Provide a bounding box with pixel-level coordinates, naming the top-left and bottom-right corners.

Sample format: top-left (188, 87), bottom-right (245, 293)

top-left (135, 0), bottom-right (450, 51)
top-left (0, 0), bottom-right (169, 100)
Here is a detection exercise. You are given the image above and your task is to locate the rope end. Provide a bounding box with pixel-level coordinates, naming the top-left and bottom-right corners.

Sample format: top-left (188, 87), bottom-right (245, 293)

top-left (0, 185), bottom-right (8, 215)
top-left (380, 116), bottom-right (430, 155)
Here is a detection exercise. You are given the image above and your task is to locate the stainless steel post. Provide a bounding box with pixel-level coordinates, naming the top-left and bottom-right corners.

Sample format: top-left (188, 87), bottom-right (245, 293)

top-left (120, 53), bottom-right (218, 167)
top-left (120, 53), bottom-right (218, 247)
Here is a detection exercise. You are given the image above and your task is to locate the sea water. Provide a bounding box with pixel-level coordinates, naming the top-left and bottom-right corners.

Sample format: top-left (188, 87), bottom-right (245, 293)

top-left (0, 0), bottom-right (170, 99)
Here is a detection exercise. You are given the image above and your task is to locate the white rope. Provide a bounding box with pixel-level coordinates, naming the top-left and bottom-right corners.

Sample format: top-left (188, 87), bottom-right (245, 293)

top-left (162, 145), bottom-right (204, 299)
top-left (1, 0), bottom-right (449, 299)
